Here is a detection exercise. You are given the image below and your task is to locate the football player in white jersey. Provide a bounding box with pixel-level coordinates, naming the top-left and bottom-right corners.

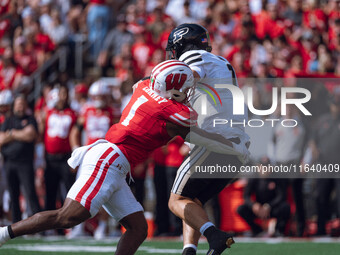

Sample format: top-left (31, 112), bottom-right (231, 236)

top-left (166, 23), bottom-right (250, 255)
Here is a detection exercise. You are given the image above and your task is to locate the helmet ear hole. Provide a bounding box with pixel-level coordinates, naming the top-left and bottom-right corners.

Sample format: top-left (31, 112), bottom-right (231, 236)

top-left (171, 91), bottom-right (186, 103)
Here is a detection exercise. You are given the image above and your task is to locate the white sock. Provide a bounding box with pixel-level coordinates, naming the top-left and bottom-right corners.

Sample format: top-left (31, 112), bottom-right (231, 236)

top-left (0, 226), bottom-right (11, 243)
top-left (183, 244), bottom-right (197, 251)
top-left (98, 220), bottom-right (107, 228)
top-left (199, 222), bottom-right (214, 235)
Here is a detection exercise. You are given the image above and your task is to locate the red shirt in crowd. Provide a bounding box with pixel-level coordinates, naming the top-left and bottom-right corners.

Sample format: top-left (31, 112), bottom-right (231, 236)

top-left (252, 10), bottom-right (285, 39)
top-left (131, 35), bottom-right (156, 78)
top-left (44, 107), bottom-right (77, 154)
top-left (81, 104), bottom-right (118, 145)
top-left (35, 33), bottom-right (55, 53)
top-left (0, 62), bottom-right (23, 90)
top-left (0, 19), bottom-right (10, 40)
top-left (303, 8), bottom-right (326, 31)
top-left (0, 0), bottom-right (9, 15)
top-left (14, 49), bottom-right (38, 75)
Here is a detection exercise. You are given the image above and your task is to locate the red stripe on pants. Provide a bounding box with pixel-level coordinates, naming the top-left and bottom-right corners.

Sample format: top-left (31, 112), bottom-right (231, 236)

top-left (75, 147), bottom-right (114, 204)
top-left (84, 152), bottom-right (119, 210)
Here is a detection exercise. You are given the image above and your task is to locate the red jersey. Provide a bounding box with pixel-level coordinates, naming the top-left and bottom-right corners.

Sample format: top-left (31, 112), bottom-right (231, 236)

top-left (0, 62), bottom-right (23, 90)
top-left (0, 19), bottom-right (9, 39)
top-left (35, 33), bottom-right (55, 53)
top-left (0, 0), bottom-right (9, 15)
top-left (105, 79), bottom-right (197, 168)
top-left (82, 105), bottom-right (117, 145)
top-left (44, 108), bottom-right (77, 154)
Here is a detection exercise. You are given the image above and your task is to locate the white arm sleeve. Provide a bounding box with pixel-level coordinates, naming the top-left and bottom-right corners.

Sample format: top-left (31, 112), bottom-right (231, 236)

top-left (184, 129), bottom-right (250, 164)
top-left (185, 130), bottom-right (243, 156)
top-left (190, 65), bottom-right (205, 78)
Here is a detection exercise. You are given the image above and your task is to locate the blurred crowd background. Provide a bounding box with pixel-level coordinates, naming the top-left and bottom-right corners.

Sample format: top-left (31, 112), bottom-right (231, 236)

top-left (0, 0), bottom-right (340, 239)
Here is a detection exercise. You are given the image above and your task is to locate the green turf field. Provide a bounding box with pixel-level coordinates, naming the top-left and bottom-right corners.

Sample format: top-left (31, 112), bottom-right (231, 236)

top-left (0, 237), bottom-right (339, 255)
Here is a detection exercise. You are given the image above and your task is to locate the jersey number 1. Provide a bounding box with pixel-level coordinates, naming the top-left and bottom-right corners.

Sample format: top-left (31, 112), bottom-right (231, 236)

top-left (121, 95), bottom-right (148, 126)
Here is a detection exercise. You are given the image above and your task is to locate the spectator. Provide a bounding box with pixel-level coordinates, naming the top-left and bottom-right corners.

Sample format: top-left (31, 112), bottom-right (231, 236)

top-left (125, 4), bottom-right (145, 34)
top-left (97, 15), bottom-right (134, 74)
top-left (308, 89), bottom-right (340, 236)
top-left (178, 1), bottom-right (197, 24)
top-left (152, 146), bottom-right (168, 236)
top-left (66, 2), bottom-right (87, 35)
top-left (70, 83), bottom-right (89, 114)
top-left (34, 83), bottom-right (54, 137)
top-left (0, 46), bottom-right (23, 90)
top-left (39, 0), bottom-right (53, 34)
top-left (268, 104), bottom-right (308, 236)
top-left (87, 0), bottom-right (110, 59)
top-left (32, 20), bottom-right (55, 61)
top-left (0, 94), bottom-right (41, 223)
top-left (165, 0), bottom-right (185, 22)
top-left (0, 89), bottom-right (12, 225)
top-left (190, 0), bottom-right (209, 21)
top-left (0, 90), bottom-right (13, 125)
top-left (46, 9), bottom-right (68, 45)
top-left (70, 80), bottom-right (119, 147)
top-left (153, 137), bottom-right (189, 236)
top-left (283, 0), bottom-right (303, 26)
top-left (146, 6), bottom-right (168, 46)
top-left (42, 86), bottom-right (77, 212)
top-left (164, 137), bottom-right (189, 236)
top-left (213, 4), bottom-right (236, 42)
top-left (237, 165), bottom-right (290, 237)
top-left (131, 31), bottom-right (155, 79)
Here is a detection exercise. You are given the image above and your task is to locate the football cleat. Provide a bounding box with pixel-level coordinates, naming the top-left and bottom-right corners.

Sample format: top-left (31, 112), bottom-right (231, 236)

top-left (182, 247), bottom-right (197, 255)
top-left (206, 235), bottom-right (235, 255)
top-left (0, 226), bottom-right (10, 247)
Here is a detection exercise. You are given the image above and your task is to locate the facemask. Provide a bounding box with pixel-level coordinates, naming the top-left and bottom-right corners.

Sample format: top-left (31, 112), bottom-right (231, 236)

top-left (93, 99), bottom-right (105, 108)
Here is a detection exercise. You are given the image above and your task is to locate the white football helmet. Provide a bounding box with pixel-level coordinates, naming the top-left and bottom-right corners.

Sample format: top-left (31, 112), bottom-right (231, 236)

top-left (150, 60), bottom-right (195, 103)
top-left (46, 87), bottom-right (59, 109)
top-left (89, 80), bottom-right (111, 96)
top-left (0, 90), bottom-right (14, 106)
top-left (89, 80), bottom-right (111, 108)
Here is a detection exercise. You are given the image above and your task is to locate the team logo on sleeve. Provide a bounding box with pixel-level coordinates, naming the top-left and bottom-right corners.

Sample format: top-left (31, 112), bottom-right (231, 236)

top-left (173, 27), bottom-right (189, 43)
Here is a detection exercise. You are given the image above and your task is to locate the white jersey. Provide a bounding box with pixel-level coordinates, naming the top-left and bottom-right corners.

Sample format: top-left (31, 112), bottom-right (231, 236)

top-left (179, 50), bottom-right (249, 143)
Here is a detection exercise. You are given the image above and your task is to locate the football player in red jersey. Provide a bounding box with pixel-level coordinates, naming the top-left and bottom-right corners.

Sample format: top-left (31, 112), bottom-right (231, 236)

top-left (43, 85), bottom-right (78, 213)
top-left (0, 61), bottom-right (247, 255)
top-left (70, 80), bottom-right (120, 147)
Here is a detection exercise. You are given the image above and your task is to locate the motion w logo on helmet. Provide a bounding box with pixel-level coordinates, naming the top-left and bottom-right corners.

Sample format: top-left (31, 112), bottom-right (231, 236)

top-left (165, 73), bottom-right (188, 90)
